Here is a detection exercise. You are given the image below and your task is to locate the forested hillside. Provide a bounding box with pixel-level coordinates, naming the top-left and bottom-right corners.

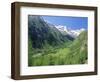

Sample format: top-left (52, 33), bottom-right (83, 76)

top-left (28, 16), bottom-right (88, 66)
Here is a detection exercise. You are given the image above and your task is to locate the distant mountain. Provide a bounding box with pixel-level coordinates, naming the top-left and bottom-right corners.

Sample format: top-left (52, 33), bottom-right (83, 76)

top-left (28, 16), bottom-right (74, 48)
top-left (55, 25), bottom-right (85, 38)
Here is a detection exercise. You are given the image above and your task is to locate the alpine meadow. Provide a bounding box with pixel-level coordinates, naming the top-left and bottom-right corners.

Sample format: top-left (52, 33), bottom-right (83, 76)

top-left (28, 15), bottom-right (88, 66)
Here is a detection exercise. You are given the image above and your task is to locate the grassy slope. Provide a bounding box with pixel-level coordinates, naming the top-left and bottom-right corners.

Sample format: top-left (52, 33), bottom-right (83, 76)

top-left (28, 31), bottom-right (87, 66)
top-left (28, 16), bottom-right (87, 66)
top-left (28, 40), bottom-right (71, 66)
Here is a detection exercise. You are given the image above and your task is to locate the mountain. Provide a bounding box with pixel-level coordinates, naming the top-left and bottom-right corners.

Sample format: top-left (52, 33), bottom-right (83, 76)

top-left (28, 16), bottom-right (74, 48)
top-left (68, 31), bottom-right (87, 64)
top-left (28, 15), bottom-right (88, 66)
top-left (55, 25), bottom-right (85, 38)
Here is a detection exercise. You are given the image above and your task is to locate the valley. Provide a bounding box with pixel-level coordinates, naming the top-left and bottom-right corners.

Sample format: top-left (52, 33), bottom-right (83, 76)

top-left (28, 15), bottom-right (88, 66)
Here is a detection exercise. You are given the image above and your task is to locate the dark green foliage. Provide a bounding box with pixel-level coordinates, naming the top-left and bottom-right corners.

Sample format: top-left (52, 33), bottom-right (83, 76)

top-left (28, 16), bottom-right (73, 48)
top-left (28, 15), bottom-right (88, 66)
top-left (28, 37), bottom-right (34, 66)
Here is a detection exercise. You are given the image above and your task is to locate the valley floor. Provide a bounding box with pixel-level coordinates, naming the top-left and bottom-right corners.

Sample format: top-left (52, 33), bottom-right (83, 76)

top-left (28, 42), bottom-right (87, 66)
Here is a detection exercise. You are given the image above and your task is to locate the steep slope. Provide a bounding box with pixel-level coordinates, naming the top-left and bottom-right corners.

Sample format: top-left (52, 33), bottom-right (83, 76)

top-left (68, 31), bottom-right (88, 64)
top-left (28, 31), bottom-right (88, 66)
top-left (28, 15), bottom-right (88, 66)
top-left (28, 15), bottom-right (73, 48)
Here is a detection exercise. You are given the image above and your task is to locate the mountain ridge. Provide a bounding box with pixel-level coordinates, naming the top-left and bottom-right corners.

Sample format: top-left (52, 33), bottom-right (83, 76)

top-left (55, 25), bottom-right (85, 38)
top-left (28, 15), bottom-right (88, 66)
top-left (28, 16), bottom-right (74, 48)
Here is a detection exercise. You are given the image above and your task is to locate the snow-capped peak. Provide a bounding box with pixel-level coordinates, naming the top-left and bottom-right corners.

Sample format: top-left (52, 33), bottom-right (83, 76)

top-left (69, 28), bottom-right (85, 37)
top-left (55, 25), bottom-right (85, 38)
top-left (55, 25), bottom-right (70, 33)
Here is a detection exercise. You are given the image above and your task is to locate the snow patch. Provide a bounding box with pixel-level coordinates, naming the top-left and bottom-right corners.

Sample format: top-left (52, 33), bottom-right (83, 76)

top-left (55, 25), bottom-right (85, 38)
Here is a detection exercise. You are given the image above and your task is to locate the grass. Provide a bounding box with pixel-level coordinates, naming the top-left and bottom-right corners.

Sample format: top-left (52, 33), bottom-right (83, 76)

top-left (28, 39), bottom-right (87, 66)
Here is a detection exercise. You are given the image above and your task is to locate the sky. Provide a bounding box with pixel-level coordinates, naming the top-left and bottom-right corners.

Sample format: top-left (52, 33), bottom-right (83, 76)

top-left (42, 16), bottom-right (88, 30)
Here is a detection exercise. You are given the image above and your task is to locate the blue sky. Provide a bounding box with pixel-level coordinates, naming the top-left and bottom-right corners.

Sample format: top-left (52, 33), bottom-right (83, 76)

top-left (42, 16), bottom-right (88, 30)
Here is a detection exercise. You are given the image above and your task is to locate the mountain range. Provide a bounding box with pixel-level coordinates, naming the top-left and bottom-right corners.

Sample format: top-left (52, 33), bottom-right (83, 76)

top-left (28, 16), bottom-right (75, 48)
top-left (28, 15), bottom-right (88, 66)
top-left (55, 25), bottom-right (85, 38)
